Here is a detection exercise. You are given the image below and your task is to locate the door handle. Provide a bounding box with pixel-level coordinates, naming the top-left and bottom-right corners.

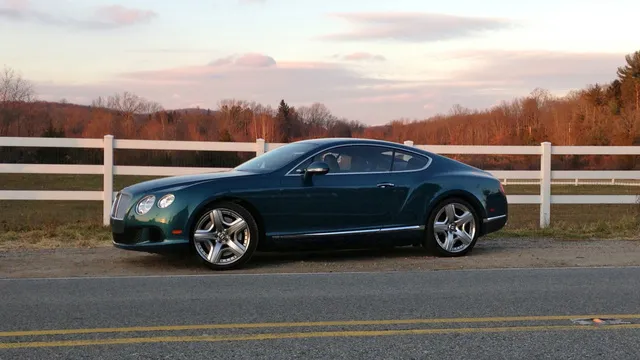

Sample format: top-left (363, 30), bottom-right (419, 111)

top-left (377, 182), bottom-right (395, 188)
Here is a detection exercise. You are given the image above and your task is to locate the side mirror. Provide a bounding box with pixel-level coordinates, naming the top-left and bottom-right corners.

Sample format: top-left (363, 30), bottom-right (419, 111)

top-left (303, 161), bottom-right (330, 181)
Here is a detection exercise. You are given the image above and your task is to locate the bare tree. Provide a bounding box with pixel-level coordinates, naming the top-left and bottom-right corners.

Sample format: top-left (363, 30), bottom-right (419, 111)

top-left (217, 99), bottom-right (252, 139)
top-left (91, 91), bottom-right (163, 137)
top-left (102, 91), bottom-right (162, 118)
top-left (297, 103), bottom-right (335, 127)
top-left (91, 96), bottom-right (107, 108)
top-left (0, 66), bottom-right (36, 104)
top-left (0, 66), bottom-right (36, 136)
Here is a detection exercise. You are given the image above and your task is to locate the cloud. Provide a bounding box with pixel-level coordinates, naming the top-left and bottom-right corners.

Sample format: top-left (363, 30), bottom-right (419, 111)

top-left (319, 12), bottom-right (514, 42)
top-left (447, 50), bottom-right (626, 90)
top-left (340, 52), bottom-right (386, 62)
top-left (4, 0), bottom-right (27, 11)
top-left (209, 53), bottom-right (277, 68)
top-left (34, 50), bottom-right (627, 125)
top-left (125, 48), bottom-right (216, 54)
top-left (0, 1), bottom-right (157, 29)
top-left (94, 5), bottom-right (156, 26)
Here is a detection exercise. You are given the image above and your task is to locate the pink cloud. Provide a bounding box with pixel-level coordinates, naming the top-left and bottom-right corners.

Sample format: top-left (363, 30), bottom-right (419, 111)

top-left (4, 0), bottom-right (28, 11)
top-left (342, 52), bottom-right (386, 62)
top-left (352, 93), bottom-right (426, 103)
top-left (319, 12), bottom-right (514, 42)
top-left (209, 53), bottom-right (276, 68)
top-left (95, 5), bottom-right (157, 26)
top-left (0, 1), bottom-right (157, 29)
top-left (447, 50), bottom-right (626, 87)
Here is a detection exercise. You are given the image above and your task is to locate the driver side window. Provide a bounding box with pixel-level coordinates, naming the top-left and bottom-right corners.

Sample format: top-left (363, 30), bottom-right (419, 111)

top-left (292, 145), bottom-right (393, 174)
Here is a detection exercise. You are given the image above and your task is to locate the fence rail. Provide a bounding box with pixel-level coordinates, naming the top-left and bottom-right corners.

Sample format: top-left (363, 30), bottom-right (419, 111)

top-left (1, 135), bottom-right (639, 228)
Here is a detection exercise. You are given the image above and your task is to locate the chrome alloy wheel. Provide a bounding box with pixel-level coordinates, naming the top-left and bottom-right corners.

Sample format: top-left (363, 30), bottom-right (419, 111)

top-left (193, 208), bottom-right (250, 266)
top-left (432, 202), bottom-right (476, 253)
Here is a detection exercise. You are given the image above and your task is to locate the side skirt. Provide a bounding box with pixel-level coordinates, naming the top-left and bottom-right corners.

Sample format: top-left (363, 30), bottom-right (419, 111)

top-left (265, 225), bottom-right (425, 251)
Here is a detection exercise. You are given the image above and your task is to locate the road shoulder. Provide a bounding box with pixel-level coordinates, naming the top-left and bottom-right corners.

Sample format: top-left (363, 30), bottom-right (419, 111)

top-left (1, 237), bottom-right (639, 279)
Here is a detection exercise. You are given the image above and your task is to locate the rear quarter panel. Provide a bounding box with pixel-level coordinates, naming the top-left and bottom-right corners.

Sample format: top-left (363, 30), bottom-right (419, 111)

top-left (418, 155), bottom-right (507, 224)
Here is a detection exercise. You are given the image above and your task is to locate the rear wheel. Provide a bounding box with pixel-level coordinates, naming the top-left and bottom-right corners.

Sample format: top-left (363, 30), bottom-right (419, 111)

top-left (425, 198), bottom-right (479, 256)
top-left (191, 201), bottom-right (259, 270)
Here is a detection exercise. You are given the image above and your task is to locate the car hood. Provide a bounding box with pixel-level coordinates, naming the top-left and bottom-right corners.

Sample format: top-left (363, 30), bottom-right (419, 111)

top-left (121, 169), bottom-right (255, 195)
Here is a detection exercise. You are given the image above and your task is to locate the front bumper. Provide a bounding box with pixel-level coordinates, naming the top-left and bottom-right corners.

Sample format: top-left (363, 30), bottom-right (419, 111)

top-left (110, 191), bottom-right (191, 254)
top-left (111, 218), bottom-right (191, 253)
top-left (110, 194), bottom-right (189, 253)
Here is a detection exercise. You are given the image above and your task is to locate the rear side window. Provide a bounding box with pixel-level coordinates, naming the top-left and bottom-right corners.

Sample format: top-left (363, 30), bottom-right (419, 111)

top-left (391, 150), bottom-right (429, 172)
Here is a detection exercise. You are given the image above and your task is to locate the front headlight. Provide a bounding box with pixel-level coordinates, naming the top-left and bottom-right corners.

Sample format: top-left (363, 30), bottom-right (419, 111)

top-left (158, 194), bottom-right (175, 209)
top-left (136, 195), bottom-right (156, 215)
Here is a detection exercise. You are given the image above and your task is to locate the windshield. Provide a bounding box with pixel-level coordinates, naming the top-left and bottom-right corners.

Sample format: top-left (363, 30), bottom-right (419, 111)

top-left (234, 142), bottom-right (320, 173)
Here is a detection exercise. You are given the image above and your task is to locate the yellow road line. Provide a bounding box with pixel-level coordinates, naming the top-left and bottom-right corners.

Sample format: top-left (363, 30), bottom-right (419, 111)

top-left (2, 324), bottom-right (640, 349)
top-left (1, 314), bottom-right (639, 337)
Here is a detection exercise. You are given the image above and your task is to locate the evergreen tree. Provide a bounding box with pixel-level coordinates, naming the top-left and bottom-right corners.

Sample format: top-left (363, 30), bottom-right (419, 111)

top-left (276, 99), bottom-right (292, 142)
top-left (616, 51), bottom-right (640, 110)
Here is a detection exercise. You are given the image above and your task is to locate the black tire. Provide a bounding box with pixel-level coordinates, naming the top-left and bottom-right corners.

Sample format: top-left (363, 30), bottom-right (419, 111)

top-left (191, 201), bottom-right (259, 270)
top-left (424, 197), bottom-right (480, 257)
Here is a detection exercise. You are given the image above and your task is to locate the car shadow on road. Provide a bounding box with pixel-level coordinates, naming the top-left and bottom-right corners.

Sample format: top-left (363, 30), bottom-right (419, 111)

top-left (121, 244), bottom-right (496, 272)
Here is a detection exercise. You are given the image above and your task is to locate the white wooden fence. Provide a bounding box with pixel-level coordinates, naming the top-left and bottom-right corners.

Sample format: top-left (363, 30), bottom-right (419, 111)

top-left (1, 135), bottom-right (639, 228)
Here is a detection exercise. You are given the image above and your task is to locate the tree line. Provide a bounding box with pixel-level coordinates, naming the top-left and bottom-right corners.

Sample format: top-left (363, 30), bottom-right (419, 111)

top-left (1, 50), bottom-right (640, 170)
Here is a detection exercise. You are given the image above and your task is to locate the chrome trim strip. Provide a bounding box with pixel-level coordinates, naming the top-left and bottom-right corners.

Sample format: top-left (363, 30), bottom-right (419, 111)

top-left (284, 143), bottom-right (433, 177)
top-left (272, 225), bottom-right (425, 239)
top-left (483, 214), bottom-right (507, 223)
top-left (111, 192), bottom-right (132, 220)
top-left (110, 192), bottom-right (121, 219)
top-left (380, 225), bottom-right (424, 232)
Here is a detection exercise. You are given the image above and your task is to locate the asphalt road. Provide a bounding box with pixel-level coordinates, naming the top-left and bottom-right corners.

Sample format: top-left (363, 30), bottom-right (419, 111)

top-left (1, 267), bottom-right (640, 359)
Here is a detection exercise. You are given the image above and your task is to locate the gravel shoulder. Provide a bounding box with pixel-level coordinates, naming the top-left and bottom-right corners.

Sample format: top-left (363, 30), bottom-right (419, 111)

top-left (1, 237), bottom-right (640, 279)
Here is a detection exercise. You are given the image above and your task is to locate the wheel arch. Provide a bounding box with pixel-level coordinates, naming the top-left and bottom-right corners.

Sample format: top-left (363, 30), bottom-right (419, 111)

top-left (425, 189), bottom-right (487, 230)
top-left (186, 195), bottom-right (267, 250)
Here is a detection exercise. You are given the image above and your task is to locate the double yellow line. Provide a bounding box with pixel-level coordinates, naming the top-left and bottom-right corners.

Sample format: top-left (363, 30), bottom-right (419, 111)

top-left (2, 314), bottom-right (640, 349)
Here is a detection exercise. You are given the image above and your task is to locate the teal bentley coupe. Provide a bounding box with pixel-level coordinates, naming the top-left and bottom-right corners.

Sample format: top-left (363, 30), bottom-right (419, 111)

top-left (110, 138), bottom-right (508, 270)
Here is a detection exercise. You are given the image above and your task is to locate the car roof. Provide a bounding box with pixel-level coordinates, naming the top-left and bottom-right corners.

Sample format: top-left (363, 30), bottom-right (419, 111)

top-left (292, 137), bottom-right (444, 160)
top-left (292, 137), bottom-right (465, 168)
top-left (295, 137), bottom-right (409, 148)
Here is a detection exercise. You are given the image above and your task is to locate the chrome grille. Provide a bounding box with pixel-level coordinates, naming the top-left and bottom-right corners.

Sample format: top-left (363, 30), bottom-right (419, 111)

top-left (110, 193), bottom-right (121, 218)
top-left (111, 192), bottom-right (132, 220)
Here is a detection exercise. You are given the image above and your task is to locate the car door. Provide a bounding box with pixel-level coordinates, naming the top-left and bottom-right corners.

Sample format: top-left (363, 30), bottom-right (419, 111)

top-left (383, 148), bottom-right (434, 229)
top-left (272, 145), bottom-right (402, 237)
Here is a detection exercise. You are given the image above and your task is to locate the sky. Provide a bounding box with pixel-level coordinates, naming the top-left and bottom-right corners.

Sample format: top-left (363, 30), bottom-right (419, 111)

top-left (1, 0), bottom-right (638, 125)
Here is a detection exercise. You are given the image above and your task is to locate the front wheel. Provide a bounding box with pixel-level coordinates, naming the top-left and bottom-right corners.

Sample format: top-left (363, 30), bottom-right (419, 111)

top-left (424, 198), bottom-right (479, 257)
top-left (191, 201), bottom-right (259, 270)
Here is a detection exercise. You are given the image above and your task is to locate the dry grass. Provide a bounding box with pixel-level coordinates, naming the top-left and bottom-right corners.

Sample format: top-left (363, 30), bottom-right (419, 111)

top-left (504, 184), bottom-right (640, 195)
top-left (0, 224), bottom-right (112, 251)
top-left (1, 174), bottom-right (639, 249)
top-left (488, 204), bottom-right (640, 240)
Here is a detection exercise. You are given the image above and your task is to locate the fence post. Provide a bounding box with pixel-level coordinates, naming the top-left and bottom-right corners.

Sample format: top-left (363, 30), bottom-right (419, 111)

top-left (540, 142), bottom-right (552, 228)
top-left (404, 140), bottom-right (414, 147)
top-left (256, 138), bottom-right (266, 156)
top-left (103, 135), bottom-right (114, 226)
